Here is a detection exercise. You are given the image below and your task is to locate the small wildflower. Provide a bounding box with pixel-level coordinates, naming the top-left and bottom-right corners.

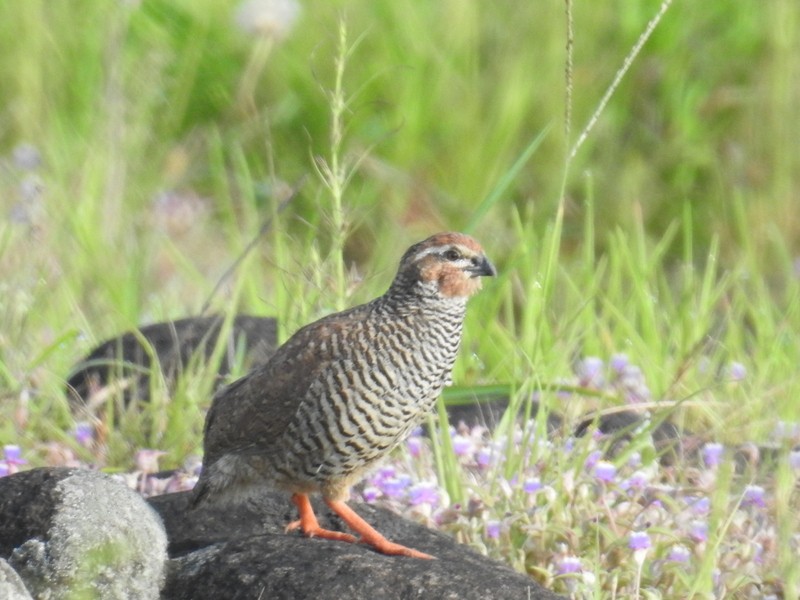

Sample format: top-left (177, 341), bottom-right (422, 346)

top-left (576, 356), bottom-right (605, 387)
top-left (629, 531), bottom-right (651, 551)
top-left (451, 434), bottom-right (473, 457)
top-left (621, 470), bottom-right (648, 493)
top-left (689, 520), bottom-right (709, 543)
top-left (523, 477), bottom-right (543, 493)
top-left (475, 446), bottom-right (493, 467)
top-left (361, 485), bottom-right (381, 503)
top-left (485, 520), bottom-right (501, 540)
top-left (726, 361), bottom-right (747, 382)
top-left (408, 481), bottom-right (440, 506)
top-left (668, 544), bottom-right (691, 563)
top-left (0, 462), bottom-right (9, 477)
top-left (742, 484), bottom-right (766, 509)
top-left (74, 422), bottom-right (94, 448)
top-left (689, 496), bottom-right (711, 516)
top-left (556, 556), bottom-right (582, 574)
top-left (4, 445), bottom-right (27, 467)
top-left (380, 476), bottom-right (408, 498)
top-left (584, 449), bottom-right (602, 470)
top-left (593, 460), bottom-right (617, 483)
top-left (610, 353), bottom-right (629, 374)
top-left (406, 436), bottom-right (423, 458)
top-left (627, 451), bottom-right (642, 468)
top-left (702, 442), bottom-right (724, 468)
top-left (377, 465), bottom-right (396, 479)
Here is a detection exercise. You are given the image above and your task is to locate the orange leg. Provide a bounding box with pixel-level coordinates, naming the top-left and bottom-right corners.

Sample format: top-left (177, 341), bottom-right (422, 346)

top-left (324, 498), bottom-right (434, 559)
top-left (286, 493), bottom-right (357, 544)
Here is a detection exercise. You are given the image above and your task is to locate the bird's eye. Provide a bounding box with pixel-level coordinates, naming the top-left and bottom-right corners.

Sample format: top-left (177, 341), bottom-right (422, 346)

top-left (444, 248), bottom-right (462, 261)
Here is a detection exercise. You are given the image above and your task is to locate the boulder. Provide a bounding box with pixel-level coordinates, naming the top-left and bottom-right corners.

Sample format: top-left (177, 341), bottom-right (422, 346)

top-left (0, 468), bottom-right (167, 599)
top-left (0, 559), bottom-right (32, 600)
top-left (65, 315), bottom-right (278, 413)
top-left (148, 490), bottom-right (564, 600)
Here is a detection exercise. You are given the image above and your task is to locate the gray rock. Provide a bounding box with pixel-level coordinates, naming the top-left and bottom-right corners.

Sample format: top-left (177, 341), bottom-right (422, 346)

top-left (0, 468), bottom-right (167, 599)
top-left (0, 559), bottom-right (32, 600)
top-left (148, 491), bottom-right (564, 600)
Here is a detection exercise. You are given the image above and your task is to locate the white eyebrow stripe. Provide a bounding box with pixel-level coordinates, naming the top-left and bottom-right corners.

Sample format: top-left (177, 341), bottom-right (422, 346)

top-left (412, 244), bottom-right (470, 263)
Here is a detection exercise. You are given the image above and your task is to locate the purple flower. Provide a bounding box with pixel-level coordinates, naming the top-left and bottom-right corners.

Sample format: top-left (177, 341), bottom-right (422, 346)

top-left (584, 450), bottom-right (602, 471)
top-left (3, 445), bottom-right (26, 466)
top-left (702, 442), bottom-right (724, 468)
top-left (627, 452), bottom-right (642, 468)
top-left (576, 357), bottom-right (605, 387)
top-left (689, 496), bottom-right (711, 516)
top-left (485, 520), bottom-right (501, 540)
top-left (475, 446), bottom-right (493, 467)
top-left (668, 544), bottom-right (691, 563)
top-left (406, 436), bottom-right (423, 458)
top-left (621, 471), bottom-right (648, 492)
top-left (380, 476), bottom-right (409, 498)
top-left (742, 485), bottom-right (766, 509)
top-left (593, 460), bottom-right (617, 483)
top-left (451, 434), bottom-right (473, 457)
top-left (362, 486), bottom-right (380, 503)
top-left (556, 556), bottom-right (582, 574)
top-left (523, 477), bottom-right (543, 493)
top-left (610, 353), bottom-right (629, 374)
top-left (689, 520), bottom-right (709, 543)
top-left (74, 422), bottom-right (94, 447)
top-left (0, 462), bottom-right (9, 477)
top-left (629, 531), bottom-right (651, 551)
top-left (377, 465), bottom-right (396, 479)
top-left (408, 481), bottom-right (439, 506)
top-left (727, 361), bottom-right (747, 382)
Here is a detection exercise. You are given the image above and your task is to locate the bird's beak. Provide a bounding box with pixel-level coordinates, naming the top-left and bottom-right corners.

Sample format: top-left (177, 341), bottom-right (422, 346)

top-left (468, 255), bottom-right (497, 278)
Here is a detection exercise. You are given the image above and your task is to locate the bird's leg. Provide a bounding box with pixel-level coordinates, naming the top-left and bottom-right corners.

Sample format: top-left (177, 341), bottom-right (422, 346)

top-left (324, 499), bottom-right (434, 559)
top-left (286, 493), bottom-right (358, 543)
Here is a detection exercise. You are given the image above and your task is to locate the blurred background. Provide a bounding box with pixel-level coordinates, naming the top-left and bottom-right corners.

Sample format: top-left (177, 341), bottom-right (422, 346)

top-left (0, 0), bottom-right (798, 450)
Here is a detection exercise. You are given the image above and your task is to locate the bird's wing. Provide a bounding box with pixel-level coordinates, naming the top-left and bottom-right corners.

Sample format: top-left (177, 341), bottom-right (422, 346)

top-left (200, 304), bottom-right (372, 466)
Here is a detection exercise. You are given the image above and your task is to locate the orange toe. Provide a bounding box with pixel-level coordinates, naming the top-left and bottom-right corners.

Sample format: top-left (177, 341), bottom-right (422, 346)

top-left (325, 499), bottom-right (435, 559)
top-left (289, 493), bottom-right (357, 543)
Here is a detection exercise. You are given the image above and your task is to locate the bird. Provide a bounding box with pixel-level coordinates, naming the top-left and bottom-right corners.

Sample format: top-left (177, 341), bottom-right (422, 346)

top-left (191, 232), bottom-right (496, 559)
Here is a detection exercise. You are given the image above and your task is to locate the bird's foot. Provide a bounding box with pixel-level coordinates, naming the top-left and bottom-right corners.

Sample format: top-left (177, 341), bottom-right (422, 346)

top-left (288, 494), bottom-right (358, 543)
top-left (325, 498), bottom-right (435, 559)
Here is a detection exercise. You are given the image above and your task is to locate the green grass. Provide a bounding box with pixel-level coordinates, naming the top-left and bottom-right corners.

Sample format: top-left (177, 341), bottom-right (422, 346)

top-left (1, 0), bottom-right (799, 597)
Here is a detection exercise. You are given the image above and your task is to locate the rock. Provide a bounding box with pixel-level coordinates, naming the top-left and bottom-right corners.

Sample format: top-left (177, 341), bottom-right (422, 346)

top-left (0, 559), bottom-right (32, 600)
top-left (148, 491), bottom-right (564, 600)
top-left (65, 315), bottom-right (278, 414)
top-left (0, 468), bottom-right (167, 599)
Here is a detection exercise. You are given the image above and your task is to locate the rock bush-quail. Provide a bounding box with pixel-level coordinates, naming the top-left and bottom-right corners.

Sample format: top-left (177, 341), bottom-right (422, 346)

top-left (192, 232), bottom-right (496, 558)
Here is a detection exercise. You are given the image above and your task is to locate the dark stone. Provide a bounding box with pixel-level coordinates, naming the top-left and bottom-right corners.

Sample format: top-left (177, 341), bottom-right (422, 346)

top-left (65, 315), bottom-right (278, 413)
top-left (0, 468), bottom-right (166, 599)
top-left (148, 491), bottom-right (564, 600)
top-left (441, 394), bottom-right (563, 433)
top-left (574, 409), bottom-right (685, 465)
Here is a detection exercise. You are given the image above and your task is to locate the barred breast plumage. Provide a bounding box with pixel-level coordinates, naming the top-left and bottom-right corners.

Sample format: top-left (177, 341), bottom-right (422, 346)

top-left (192, 232), bottom-right (495, 558)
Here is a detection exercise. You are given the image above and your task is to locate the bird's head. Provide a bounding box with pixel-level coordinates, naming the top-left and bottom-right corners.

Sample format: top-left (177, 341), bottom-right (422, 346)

top-left (394, 232), bottom-right (496, 299)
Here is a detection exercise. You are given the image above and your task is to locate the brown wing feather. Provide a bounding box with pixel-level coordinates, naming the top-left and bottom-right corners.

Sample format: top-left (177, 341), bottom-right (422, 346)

top-left (201, 303), bottom-right (373, 467)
